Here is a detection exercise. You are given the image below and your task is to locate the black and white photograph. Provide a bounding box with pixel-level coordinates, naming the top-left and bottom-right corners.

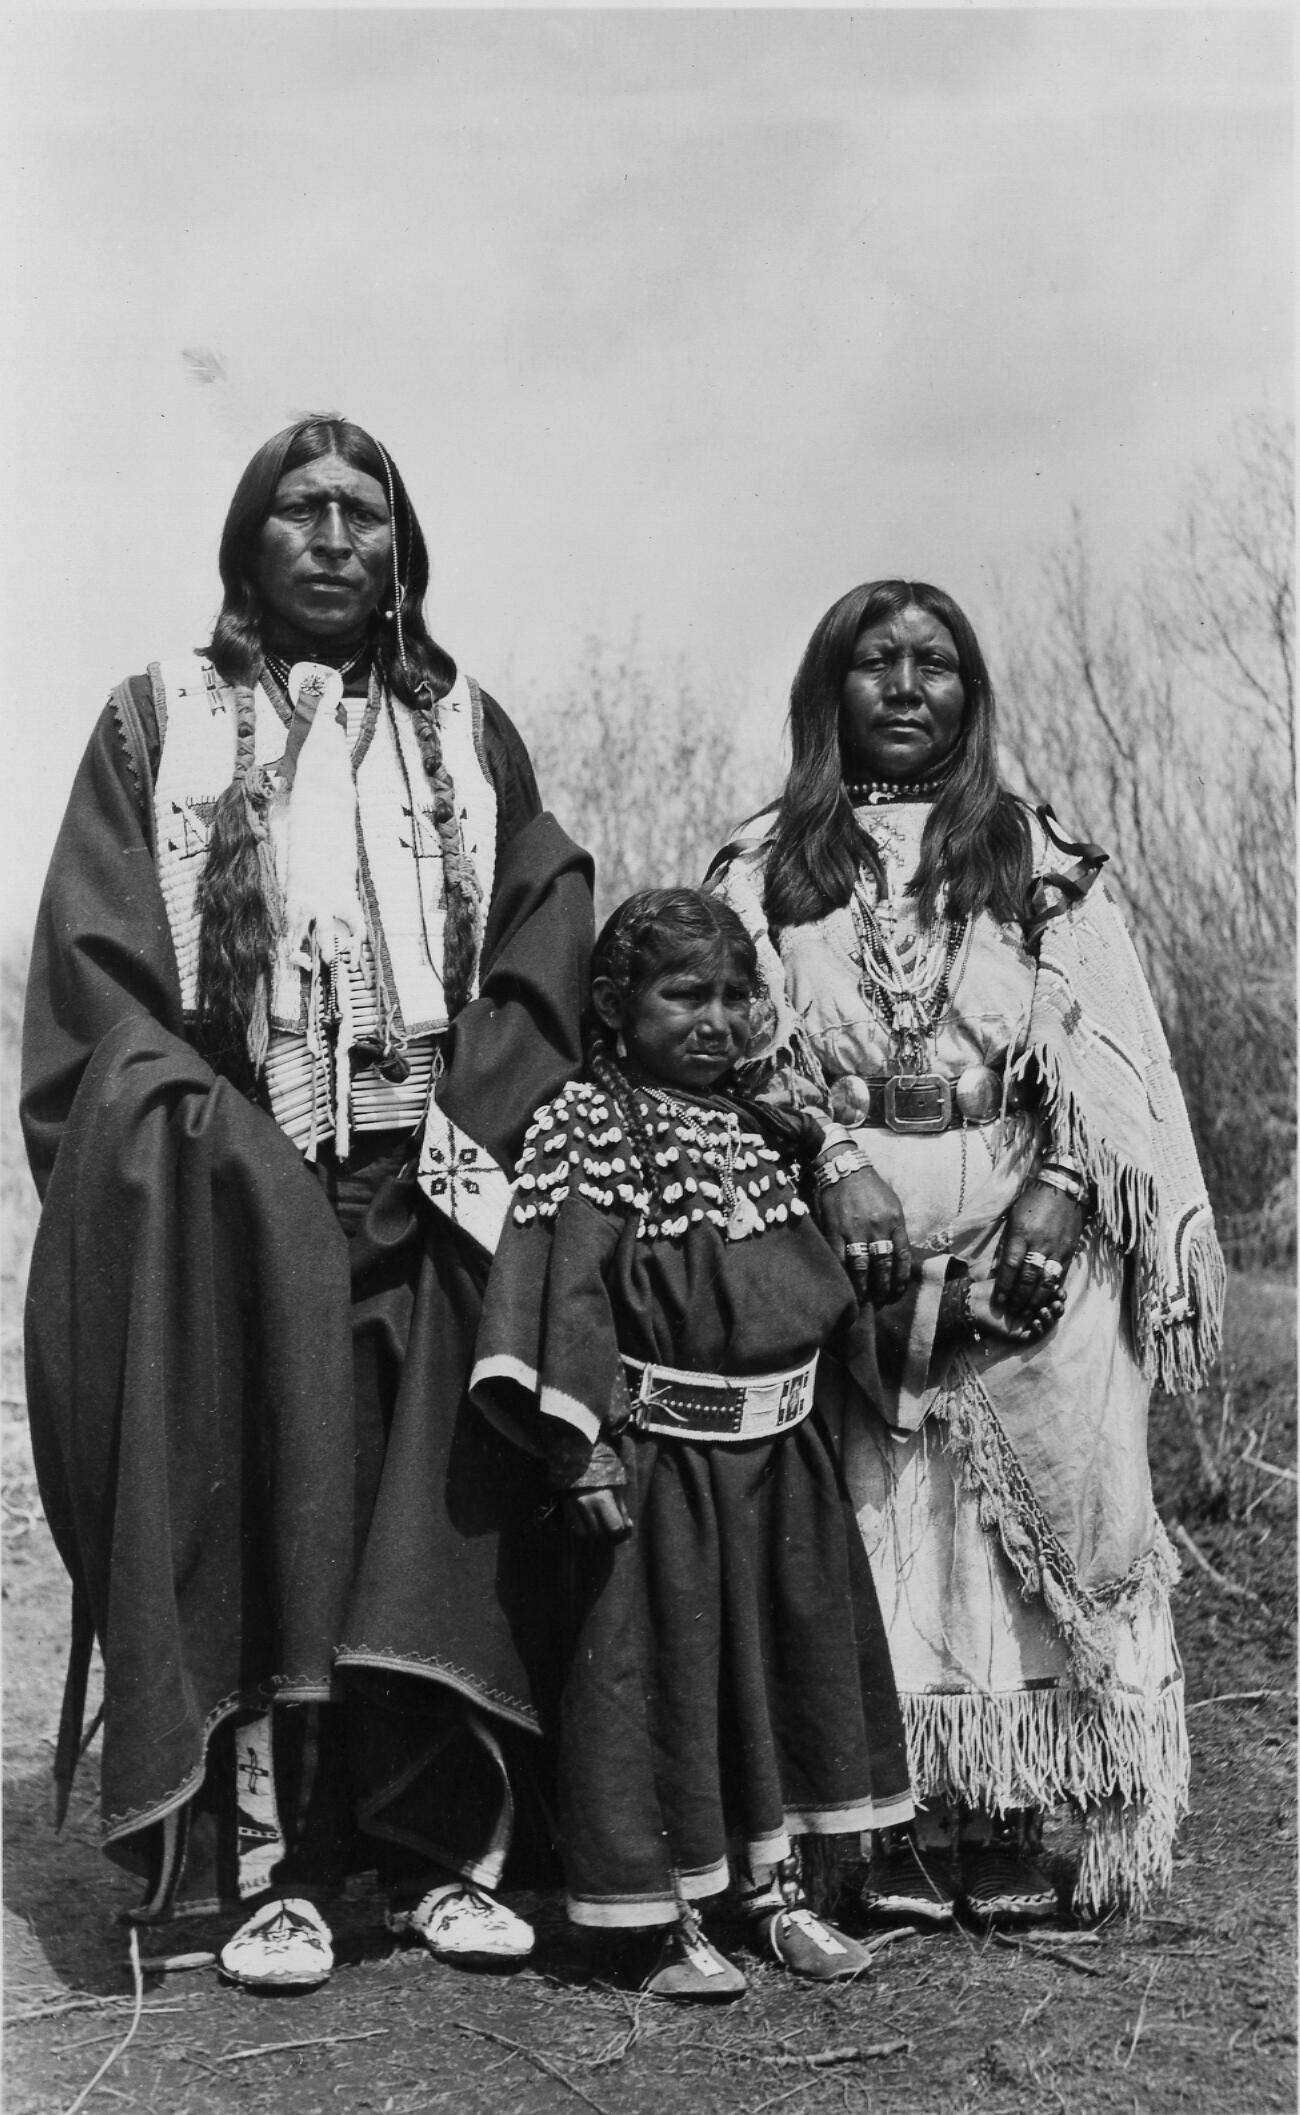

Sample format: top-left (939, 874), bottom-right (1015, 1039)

top-left (1, 8), bottom-right (1293, 2112)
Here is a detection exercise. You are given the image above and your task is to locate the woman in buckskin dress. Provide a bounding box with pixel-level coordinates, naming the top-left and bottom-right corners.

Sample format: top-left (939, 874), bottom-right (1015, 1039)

top-left (22, 418), bottom-right (592, 1988)
top-left (707, 579), bottom-right (1223, 1924)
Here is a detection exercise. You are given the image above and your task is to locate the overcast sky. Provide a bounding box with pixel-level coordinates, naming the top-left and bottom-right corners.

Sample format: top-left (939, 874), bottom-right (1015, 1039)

top-left (1, 6), bottom-right (1291, 942)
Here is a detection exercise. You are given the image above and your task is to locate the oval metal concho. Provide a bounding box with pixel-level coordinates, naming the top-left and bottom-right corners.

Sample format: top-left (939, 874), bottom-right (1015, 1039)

top-left (954, 1064), bottom-right (1002, 1123)
top-left (829, 1074), bottom-right (873, 1127)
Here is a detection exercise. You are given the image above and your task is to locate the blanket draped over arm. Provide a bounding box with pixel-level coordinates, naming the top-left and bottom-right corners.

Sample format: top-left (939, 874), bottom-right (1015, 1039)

top-left (21, 700), bottom-right (593, 1853)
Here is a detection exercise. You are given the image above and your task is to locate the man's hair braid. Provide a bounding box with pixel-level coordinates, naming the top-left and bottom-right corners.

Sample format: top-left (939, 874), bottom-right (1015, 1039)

top-left (409, 705), bottom-right (481, 1021)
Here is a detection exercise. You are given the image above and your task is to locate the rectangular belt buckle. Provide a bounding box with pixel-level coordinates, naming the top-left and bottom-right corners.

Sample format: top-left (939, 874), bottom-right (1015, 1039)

top-left (884, 1073), bottom-right (952, 1134)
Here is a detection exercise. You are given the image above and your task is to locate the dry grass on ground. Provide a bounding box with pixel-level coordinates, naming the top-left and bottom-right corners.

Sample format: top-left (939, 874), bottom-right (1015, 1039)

top-left (3, 1270), bottom-right (1295, 2115)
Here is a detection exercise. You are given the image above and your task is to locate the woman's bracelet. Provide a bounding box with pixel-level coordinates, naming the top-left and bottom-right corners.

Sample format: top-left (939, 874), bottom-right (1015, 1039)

top-left (1043, 1149), bottom-right (1087, 1179)
top-left (812, 1142), bottom-right (875, 1191)
top-left (1034, 1166), bottom-right (1090, 1206)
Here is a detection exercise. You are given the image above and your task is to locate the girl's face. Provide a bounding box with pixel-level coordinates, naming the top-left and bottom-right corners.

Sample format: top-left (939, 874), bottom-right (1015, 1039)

top-left (595, 952), bottom-right (754, 1092)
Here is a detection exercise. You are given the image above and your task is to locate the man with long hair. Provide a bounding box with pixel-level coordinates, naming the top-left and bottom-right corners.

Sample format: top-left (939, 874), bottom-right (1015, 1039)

top-left (22, 418), bottom-right (593, 1988)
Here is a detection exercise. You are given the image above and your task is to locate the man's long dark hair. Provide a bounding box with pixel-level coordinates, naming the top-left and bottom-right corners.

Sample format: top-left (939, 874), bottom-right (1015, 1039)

top-left (761, 579), bottom-right (1032, 932)
top-left (194, 416), bottom-right (479, 1086)
top-left (207, 415), bottom-right (454, 705)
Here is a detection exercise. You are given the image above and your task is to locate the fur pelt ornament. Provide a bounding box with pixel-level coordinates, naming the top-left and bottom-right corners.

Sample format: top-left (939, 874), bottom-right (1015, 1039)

top-left (282, 662), bottom-right (367, 1158)
top-left (282, 663), bottom-right (366, 963)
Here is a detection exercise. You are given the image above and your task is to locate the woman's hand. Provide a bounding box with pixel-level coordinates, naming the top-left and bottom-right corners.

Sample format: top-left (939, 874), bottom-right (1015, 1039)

top-left (817, 1163), bottom-right (912, 1306)
top-left (562, 1488), bottom-right (633, 1540)
top-left (992, 1180), bottom-right (1085, 1322)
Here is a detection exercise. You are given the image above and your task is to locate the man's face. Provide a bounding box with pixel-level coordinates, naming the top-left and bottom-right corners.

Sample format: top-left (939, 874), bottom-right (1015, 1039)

top-left (257, 452), bottom-right (393, 647)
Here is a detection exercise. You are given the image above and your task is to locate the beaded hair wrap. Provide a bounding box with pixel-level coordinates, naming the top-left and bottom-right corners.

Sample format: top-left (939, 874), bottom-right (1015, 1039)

top-left (376, 436), bottom-right (482, 1020)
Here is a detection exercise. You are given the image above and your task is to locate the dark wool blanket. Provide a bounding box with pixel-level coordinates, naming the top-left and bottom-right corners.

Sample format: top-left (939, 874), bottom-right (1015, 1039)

top-left (22, 701), bottom-right (592, 1863)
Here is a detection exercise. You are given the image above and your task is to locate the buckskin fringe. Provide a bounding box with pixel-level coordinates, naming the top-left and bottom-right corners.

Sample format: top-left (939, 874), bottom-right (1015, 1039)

top-left (901, 1679), bottom-right (1189, 1913)
top-left (937, 1357), bottom-right (1180, 1697)
top-left (1010, 882), bottom-right (1225, 1391)
top-left (1009, 1032), bottom-right (1226, 1391)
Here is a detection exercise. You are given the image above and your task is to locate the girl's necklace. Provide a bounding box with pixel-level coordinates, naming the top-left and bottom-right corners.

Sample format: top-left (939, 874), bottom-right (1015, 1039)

top-left (642, 1084), bottom-right (764, 1241)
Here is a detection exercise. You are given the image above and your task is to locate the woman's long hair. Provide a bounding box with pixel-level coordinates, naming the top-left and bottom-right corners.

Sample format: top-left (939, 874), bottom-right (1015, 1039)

top-left (761, 579), bottom-right (1032, 932)
top-left (194, 416), bottom-right (480, 1086)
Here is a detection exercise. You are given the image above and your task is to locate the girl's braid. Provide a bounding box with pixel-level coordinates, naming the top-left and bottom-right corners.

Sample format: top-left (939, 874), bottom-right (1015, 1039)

top-left (587, 1044), bottom-right (673, 1215)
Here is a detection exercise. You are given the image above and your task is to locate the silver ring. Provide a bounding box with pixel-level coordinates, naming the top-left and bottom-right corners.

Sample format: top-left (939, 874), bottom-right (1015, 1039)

top-left (1040, 1259), bottom-right (1064, 1283)
top-left (1023, 1251), bottom-right (1049, 1271)
top-left (867, 1240), bottom-right (895, 1259)
top-left (844, 1242), bottom-right (876, 1260)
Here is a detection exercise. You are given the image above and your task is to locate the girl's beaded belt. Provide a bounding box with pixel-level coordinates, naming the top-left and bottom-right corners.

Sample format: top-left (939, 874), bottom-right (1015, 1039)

top-left (622, 1352), bottom-right (818, 1444)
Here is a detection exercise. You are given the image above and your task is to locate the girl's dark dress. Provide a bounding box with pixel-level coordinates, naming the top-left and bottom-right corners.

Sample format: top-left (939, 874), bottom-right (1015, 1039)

top-left (472, 1074), bottom-right (913, 1929)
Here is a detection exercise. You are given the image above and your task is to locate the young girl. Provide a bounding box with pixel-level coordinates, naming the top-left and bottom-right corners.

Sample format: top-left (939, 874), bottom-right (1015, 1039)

top-left (471, 889), bottom-right (913, 1999)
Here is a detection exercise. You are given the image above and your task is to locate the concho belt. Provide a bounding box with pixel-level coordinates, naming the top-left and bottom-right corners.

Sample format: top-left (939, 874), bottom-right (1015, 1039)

top-left (622, 1353), bottom-right (817, 1444)
top-left (828, 1064), bottom-right (1029, 1136)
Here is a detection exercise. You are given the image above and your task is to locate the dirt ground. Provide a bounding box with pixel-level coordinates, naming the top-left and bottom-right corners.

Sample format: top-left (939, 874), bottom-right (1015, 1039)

top-left (4, 1271), bottom-right (1296, 2115)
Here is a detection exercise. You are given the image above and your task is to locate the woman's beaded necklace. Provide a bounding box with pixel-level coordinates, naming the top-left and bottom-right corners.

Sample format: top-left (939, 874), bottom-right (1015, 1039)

top-left (845, 771), bottom-right (950, 805)
top-left (849, 877), bottom-right (968, 1074)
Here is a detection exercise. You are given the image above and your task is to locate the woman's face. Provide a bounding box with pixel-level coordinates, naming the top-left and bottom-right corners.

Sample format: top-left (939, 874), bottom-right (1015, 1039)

top-left (257, 451), bottom-right (393, 649)
top-left (839, 603), bottom-right (966, 782)
top-left (594, 954), bottom-right (754, 1092)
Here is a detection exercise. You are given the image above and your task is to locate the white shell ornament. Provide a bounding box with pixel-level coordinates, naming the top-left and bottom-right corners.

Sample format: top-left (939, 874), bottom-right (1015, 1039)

top-left (726, 1189), bottom-right (763, 1241)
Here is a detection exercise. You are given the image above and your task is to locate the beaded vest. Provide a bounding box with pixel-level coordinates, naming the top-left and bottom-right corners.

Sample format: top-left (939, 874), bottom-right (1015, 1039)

top-left (149, 653), bottom-right (498, 1039)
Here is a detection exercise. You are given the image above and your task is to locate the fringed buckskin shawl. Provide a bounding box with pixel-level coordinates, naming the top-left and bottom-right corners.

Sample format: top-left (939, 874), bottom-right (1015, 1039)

top-left (1017, 884), bottom-right (1224, 1390)
top-left (710, 821), bottom-right (1224, 1912)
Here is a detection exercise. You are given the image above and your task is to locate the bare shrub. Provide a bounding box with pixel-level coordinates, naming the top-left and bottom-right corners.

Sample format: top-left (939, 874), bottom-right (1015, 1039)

top-left (515, 634), bottom-right (774, 927)
top-left (993, 412), bottom-right (1295, 1220)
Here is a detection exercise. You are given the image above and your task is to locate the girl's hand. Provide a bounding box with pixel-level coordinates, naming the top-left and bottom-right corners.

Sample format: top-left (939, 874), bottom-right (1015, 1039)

top-left (967, 1276), bottom-right (1065, 1345)
top-left (992, 1182), bottom-right (1085, 1321)
top-left (816, 1163), bottom-right (912, 1306)
top-left (563, 1489), bottom-right (634, 1540)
